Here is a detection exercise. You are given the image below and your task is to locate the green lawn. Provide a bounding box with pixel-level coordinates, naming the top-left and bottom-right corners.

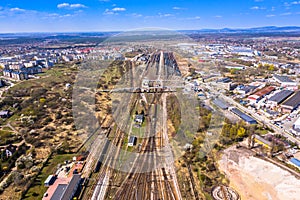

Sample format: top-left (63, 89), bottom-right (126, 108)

top-left (23, 153), bottom-right (76, 200)
top-left (0, 130), bottom-right (20, 146)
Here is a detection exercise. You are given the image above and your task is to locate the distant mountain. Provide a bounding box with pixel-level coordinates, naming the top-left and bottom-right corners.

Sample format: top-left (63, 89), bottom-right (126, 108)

top-left (0, 26), bottom-right (300, 45)
top-left (181, 26), bottom-right (300, 34)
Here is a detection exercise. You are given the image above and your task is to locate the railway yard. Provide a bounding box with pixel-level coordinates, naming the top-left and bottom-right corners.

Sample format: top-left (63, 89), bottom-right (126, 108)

top-left (79, 51), bottom-right (187, 200)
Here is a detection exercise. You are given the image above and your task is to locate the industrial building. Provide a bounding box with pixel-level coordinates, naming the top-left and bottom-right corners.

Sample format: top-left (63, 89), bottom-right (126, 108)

top-left (212, 98), bottom-right (229, 110)
top-left (281, 91), bottom-right (300, 113)
top-left (268, 90), bottom-right (294, 106)
top-left (50, 174), bottom-right (81, 200)
top-left (235, 85), bottom-right (258, 95)
top-left (273, 74), bottom-right (297, 87)
top-left (248, 86), bottom-right (275, 104)
top-left (230, 108), bottom-right (257, 124)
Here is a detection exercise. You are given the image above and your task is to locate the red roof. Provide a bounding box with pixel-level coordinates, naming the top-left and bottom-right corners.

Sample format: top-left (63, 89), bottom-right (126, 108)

top-left (253, 86), bottom-right (275, 98)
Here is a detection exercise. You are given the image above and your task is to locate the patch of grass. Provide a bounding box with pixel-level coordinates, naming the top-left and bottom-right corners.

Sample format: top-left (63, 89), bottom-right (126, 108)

top-left (0, 130), bottom-right (19, 145)
top-left (131, 125), bottom-right (146, 138)
top-left (23, 153), bottom-right (76, 200)
top-left (256, 129), bottom-right (269, 135)
top-left (167, 95), bottom-right (181, 132)
top-left (2, 126), bottom-right (13, 132)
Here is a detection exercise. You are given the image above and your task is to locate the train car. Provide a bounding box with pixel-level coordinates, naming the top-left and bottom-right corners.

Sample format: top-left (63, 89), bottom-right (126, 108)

top-left (93, 140), bottom-right (110, 173)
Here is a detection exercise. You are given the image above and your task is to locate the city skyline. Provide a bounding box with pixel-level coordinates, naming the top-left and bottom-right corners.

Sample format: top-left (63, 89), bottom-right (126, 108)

top-left (0, 0), bottom-right (300, 32)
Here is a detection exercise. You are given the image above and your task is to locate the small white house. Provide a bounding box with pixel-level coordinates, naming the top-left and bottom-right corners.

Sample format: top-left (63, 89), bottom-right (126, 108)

top-left (128, 136), bottom-right (137, 147)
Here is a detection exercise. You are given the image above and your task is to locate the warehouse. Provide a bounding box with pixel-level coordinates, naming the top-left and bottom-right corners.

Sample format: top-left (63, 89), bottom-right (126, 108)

top-left (268, 90), bottom-right (294, 106)
top-left (212, 98), bottom-right (229, 110)
top-left (230, 108), bottom-right (257, 124)
top-left (273, 74), bottom-right (297, 87)
top-left (248, 86), bottom-right (275, 104)
top-left (235, 85), bottom-right (258, 95)
top-left (281, 91), bottom-right (300, 113)
top-left (49, 174), bottom-right (81, 200)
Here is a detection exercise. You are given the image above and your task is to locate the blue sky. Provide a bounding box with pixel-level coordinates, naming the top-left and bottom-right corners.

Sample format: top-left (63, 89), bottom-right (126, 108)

top-left (0, 0), bottom-right (299, 32)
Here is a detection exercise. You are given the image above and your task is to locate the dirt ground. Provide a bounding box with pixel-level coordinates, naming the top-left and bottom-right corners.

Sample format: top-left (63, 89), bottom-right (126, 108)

top-left (218, 146), bottom-right (300, 200)
top-left (293, 152), bottom-right (300, 160)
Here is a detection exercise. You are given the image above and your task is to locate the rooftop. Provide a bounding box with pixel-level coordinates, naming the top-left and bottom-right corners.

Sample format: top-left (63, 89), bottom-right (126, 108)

top-left (255, 135), bottom-right (272, 147)
top-left (0, 110), bottom-right (9, 115)
top-left (213, 98), bottom-right (229, 110)
top-left (294, 117), bottom-right (300, 126)
top-left (43, 178), bottom-right (70, 200)
top-left (273, 74), bottom-right (295, 83)
top-left (61, 174), bottom-right (81, 200)
top-left (253, 86), bottom-right (275, 98)
top-left (282, 91), bottom-right (300, 108)
top-left (268, 90), bottom-right (294, 104)
top-left (290, 158), bottom-right (300, 168)
top-left (231, 108), bottom-right (257, 124)
top-left (50, 184), bottom-right (68, 200)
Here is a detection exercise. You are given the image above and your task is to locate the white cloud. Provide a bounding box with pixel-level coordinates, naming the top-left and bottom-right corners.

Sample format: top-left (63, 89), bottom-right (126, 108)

top-left (103, 9), bottom-right (114, 15)
top-left (10, 7), bottom-right (26, 12)
top-left (131, 13), bottom-right (142, 17)
top-left (185, 16), bottom-right (201, 20)
top-left (172, 7), bottom-right (186, 10)
top-left (266, 14), bottom-right (276, 17)
top-left (57, 3), bottom-right (69, 8)
top-left (70, 4), bottom-right (87, 8)
top-left (104, 7), bottom-right (126, 15)
top-left (44, 12), bottom-right (78, 19)
top-left (63, 14), bottom-right (72, 17)
top-left (284, 2), bottom-right (291, 8)
top-left (251, 6), bottom-right (259, 10)
top-left (214, 15), bottom-right (222, 18)
top-left (47, 13), bottom-right (60, 17)
top-left (112, 7), bottom-right (126, 11)
top-left (250, 6), bottom-right (265, 10)
top-left (57, 3), bottom-right (87, 9)
top-left (158, 13), bottom-right (173, 17)
top-left (280, 12), bottom-right (292, 15)
top-left (291, 1), bottom-right (300, 5)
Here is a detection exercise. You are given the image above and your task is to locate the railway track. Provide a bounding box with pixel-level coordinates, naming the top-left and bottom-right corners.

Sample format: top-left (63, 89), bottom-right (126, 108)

top-left (82, 51), bottom-right (185, 200)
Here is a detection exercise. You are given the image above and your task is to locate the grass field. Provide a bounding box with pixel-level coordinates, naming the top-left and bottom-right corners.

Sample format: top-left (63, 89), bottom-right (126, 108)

top-left (0, 130), bottom-right (20, 146)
